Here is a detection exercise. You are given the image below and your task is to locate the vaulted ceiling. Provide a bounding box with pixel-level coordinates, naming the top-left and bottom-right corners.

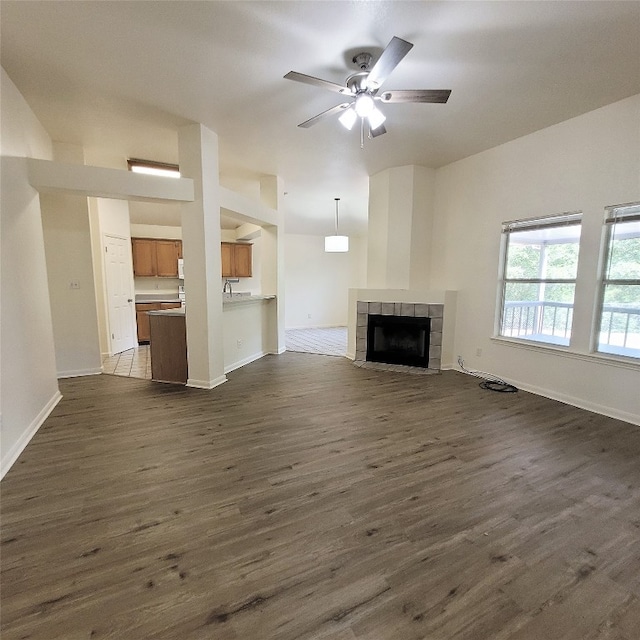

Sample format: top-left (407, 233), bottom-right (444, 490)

top-left (2, 1), bottom-right (639, 235)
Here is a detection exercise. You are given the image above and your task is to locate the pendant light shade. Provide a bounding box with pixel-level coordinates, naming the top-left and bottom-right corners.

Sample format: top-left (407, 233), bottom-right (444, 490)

top-left (325, 234), bottom-right (349, 252)
top-left (325, 198), bottom-right (349, 252)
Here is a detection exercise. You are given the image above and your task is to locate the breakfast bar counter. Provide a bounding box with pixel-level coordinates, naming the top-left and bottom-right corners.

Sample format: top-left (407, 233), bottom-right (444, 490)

top-left (148, 308), bottom-right (187, 384)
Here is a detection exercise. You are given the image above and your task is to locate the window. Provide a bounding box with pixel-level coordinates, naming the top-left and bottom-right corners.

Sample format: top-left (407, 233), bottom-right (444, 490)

top-left (498, 212), bottom-right (582, 346)
top-left (596, 202), bottom-right (640, 359)
top-left (127, 158), bottom-right (180, 178)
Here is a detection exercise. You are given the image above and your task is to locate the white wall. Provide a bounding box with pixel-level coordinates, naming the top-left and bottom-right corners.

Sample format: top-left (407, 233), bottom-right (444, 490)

top-left (130, 223), bottom-right (181, 239)
top-left (432, 94), bottom-right (640, 424)
top-left (223, 301), bottom-right (273, 372)
top-left (1, 68), bottom-right (60, 477)
top-left (41, 190), bottom-right (102, 377)
top-left (285, 234), bottom-right (367, 328)
top-left (40, 143), bottom-right (101, 378)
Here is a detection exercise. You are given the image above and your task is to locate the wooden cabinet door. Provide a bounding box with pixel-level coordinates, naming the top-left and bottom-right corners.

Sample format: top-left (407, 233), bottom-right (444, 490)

top-left (135, 303), bottom-right (161, 342)
top-left (132, 239), bottom-right (156, 277)
top-left (155, 240), bottom-right (180, 277)
top-left (234, 243), bottom-right (253, 277)
top-left (221, 242), bottom-right (234, 277)
top-left (136, 303), bottom-right (180, 343)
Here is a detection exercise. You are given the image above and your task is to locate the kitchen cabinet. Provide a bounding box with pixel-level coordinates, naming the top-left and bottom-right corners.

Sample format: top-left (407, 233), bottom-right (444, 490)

top-left (221, 242), bottom-right (252, 278)
top-left (149, 311), bottom-right (188, 384)
top-left (132, 238), bottom-right (182, 277)
top-left (135, 302), bottom-right (181, 343)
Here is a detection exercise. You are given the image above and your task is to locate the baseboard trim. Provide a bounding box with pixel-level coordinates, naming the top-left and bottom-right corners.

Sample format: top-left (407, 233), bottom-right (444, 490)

top-left (459, 370), bottom-right (640, 427)
top-left (1, 390), bottom-right (63, 480)
top-left (224, 351), bottom-right (266, 374)
top-left (510, 376), bottom-right (639, 427)
top-left (58, 367), bottom-right (102, 379)
top-left (186, 375), bottom-right (227, 390)
top-left (286, 324), bottom-right (347, 330)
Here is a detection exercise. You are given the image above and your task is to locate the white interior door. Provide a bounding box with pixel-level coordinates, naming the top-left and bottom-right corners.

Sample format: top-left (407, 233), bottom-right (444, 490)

top-left (104, 235), bottom-right (136, 355)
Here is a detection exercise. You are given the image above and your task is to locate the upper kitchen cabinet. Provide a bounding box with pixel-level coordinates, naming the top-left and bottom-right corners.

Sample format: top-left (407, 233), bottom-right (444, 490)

top-left (155, 240), bottom-right (182, 277)
top-left (221, 242), bottom-right (252, 278)
top-left (132, 238), bottom-right (182, 278)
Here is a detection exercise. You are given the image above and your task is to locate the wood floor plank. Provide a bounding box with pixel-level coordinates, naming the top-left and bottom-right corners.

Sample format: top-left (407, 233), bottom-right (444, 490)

top-left (1, 353), bottom-right (639, 639)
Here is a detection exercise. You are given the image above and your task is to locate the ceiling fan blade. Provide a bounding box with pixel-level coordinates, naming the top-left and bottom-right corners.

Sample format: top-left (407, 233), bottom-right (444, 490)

top-left (284, 71), bottom-right (352, 95)
top-left (379, 89), bottom-right (451, 104)
top-left (366, 36), bottom-right (413, 90)
top-left (370, 123), bottom-right (387, 138)
top-left (298, 102), bottom-right (352, 128)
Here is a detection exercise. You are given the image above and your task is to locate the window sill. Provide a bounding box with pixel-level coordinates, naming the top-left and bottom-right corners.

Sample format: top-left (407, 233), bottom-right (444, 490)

top-left (491, 336), bottom-right (640, 371)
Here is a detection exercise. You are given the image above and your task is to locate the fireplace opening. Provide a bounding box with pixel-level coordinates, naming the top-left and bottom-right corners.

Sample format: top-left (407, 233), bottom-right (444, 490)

top-left (366, 314), bottom-right (431, 368)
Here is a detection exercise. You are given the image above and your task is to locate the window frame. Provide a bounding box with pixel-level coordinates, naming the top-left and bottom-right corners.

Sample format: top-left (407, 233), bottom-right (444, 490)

top-left (594, 201), bottom-right (640, 360)
top-left (496, 211), bottom-right (583, 347)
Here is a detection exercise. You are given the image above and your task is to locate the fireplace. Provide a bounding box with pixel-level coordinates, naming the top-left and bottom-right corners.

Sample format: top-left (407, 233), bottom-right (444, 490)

top-left (354, 300), bottom-right (444, 374)
top-left (367, 314), bottom-right (431, 368)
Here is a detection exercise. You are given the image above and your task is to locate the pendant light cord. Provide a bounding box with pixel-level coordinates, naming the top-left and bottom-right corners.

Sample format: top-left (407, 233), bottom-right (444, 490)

top-left (335, 198), bottom-right (340, 235)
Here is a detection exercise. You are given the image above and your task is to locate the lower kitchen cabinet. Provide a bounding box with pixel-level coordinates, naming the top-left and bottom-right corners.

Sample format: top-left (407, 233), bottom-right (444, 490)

top-left (135, 302), bottom-right (181, 343)
top-left (149, 312), bottom-right (188, 384)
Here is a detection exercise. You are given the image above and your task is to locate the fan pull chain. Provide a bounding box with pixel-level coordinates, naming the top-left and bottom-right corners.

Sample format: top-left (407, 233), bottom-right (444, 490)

top-left (360, 118), bottom-right (364, 149)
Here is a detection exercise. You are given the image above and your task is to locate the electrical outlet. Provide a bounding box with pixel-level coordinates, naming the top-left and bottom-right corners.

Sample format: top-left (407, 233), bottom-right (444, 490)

top-left (307, 313), bottom-right (312, 319)
top-left (476, 348), bottom-right (482, 357)
top-left (69, 280), bottom-right (80, 289)
top-left (236, 339), bottom-right (243, 349)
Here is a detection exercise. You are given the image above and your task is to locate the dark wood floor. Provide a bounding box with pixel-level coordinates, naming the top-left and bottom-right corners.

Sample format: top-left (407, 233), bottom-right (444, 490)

top-left (2, 353), bottom-right (640, 639)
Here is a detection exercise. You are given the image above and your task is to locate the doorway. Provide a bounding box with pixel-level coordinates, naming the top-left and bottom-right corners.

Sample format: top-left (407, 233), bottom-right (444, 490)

top-left (103, 234), bottom-right (137, 355)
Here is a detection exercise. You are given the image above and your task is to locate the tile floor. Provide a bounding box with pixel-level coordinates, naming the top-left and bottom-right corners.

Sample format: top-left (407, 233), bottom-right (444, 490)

top-left (102, 345), bottom-right (152, 380)
top-left (102, 327), bottom-right (348, 381)
top-left (285, 326), bottom-right (347, 357)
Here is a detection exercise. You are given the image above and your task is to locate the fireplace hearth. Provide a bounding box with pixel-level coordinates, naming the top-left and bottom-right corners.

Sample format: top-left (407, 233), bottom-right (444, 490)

top-left (367, 314), bottom-right (431, 368)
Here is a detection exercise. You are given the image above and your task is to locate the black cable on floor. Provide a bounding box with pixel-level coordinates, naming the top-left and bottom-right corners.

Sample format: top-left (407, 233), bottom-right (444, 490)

top-left (458, 356), bottom-right (519, 393)
top-left (479, 379), bottom-right (518, 393)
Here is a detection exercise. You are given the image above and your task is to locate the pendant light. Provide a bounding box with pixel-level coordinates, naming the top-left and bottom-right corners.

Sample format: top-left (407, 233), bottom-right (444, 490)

top-left (325, 198), bottom-right (349, 252)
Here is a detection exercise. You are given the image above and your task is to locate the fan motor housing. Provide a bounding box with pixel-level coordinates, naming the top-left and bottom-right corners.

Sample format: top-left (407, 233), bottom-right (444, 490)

top-left (346, 71), bottom-right (370, 94)
top-left (352, 52), bottom-right (373, 70)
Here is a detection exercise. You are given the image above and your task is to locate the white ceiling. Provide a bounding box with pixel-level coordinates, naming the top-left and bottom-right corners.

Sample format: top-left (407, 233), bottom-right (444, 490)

top-left (2, 1), bottom-right (639, 235)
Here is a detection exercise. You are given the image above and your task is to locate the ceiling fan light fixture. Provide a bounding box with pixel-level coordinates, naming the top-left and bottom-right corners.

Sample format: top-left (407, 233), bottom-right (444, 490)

top-left (368, 106), bottom-right (386, 130)
top-left (338, 107), bottom-right (357, 130)
top-left (354, 94), bottom-right (374, 117)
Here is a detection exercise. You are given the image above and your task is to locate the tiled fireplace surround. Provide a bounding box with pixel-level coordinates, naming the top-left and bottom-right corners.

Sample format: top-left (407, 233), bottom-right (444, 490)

top-left (354, 300), bottom-right (444, 374)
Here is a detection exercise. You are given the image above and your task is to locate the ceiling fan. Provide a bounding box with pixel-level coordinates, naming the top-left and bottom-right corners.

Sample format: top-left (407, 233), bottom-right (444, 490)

top-left (284, 36), bottom-right (451, 142)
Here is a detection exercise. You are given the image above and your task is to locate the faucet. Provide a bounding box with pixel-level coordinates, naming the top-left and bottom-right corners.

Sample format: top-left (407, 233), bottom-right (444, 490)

top-left (223, 279), bottom-right (232, 295)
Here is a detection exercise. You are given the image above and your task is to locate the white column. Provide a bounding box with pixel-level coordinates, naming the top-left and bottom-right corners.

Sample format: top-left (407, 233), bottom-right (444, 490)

top-left (260, 175), bottom-right (286, 354)
top-left (179, 124), bottom-right (225, 388)
top-left (367, 165), bottom-right (436, 290)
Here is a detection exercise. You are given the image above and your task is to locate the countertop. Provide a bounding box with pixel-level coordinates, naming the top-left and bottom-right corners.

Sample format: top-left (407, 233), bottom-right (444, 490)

top-left (223, 294), bottom-right (275, 306)
top-left (143, 294), bottom-right (275, 315)
top-left (135, 294), bottom-right (182, 304)
top-left (147, 307), bottom-right (186, 317)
